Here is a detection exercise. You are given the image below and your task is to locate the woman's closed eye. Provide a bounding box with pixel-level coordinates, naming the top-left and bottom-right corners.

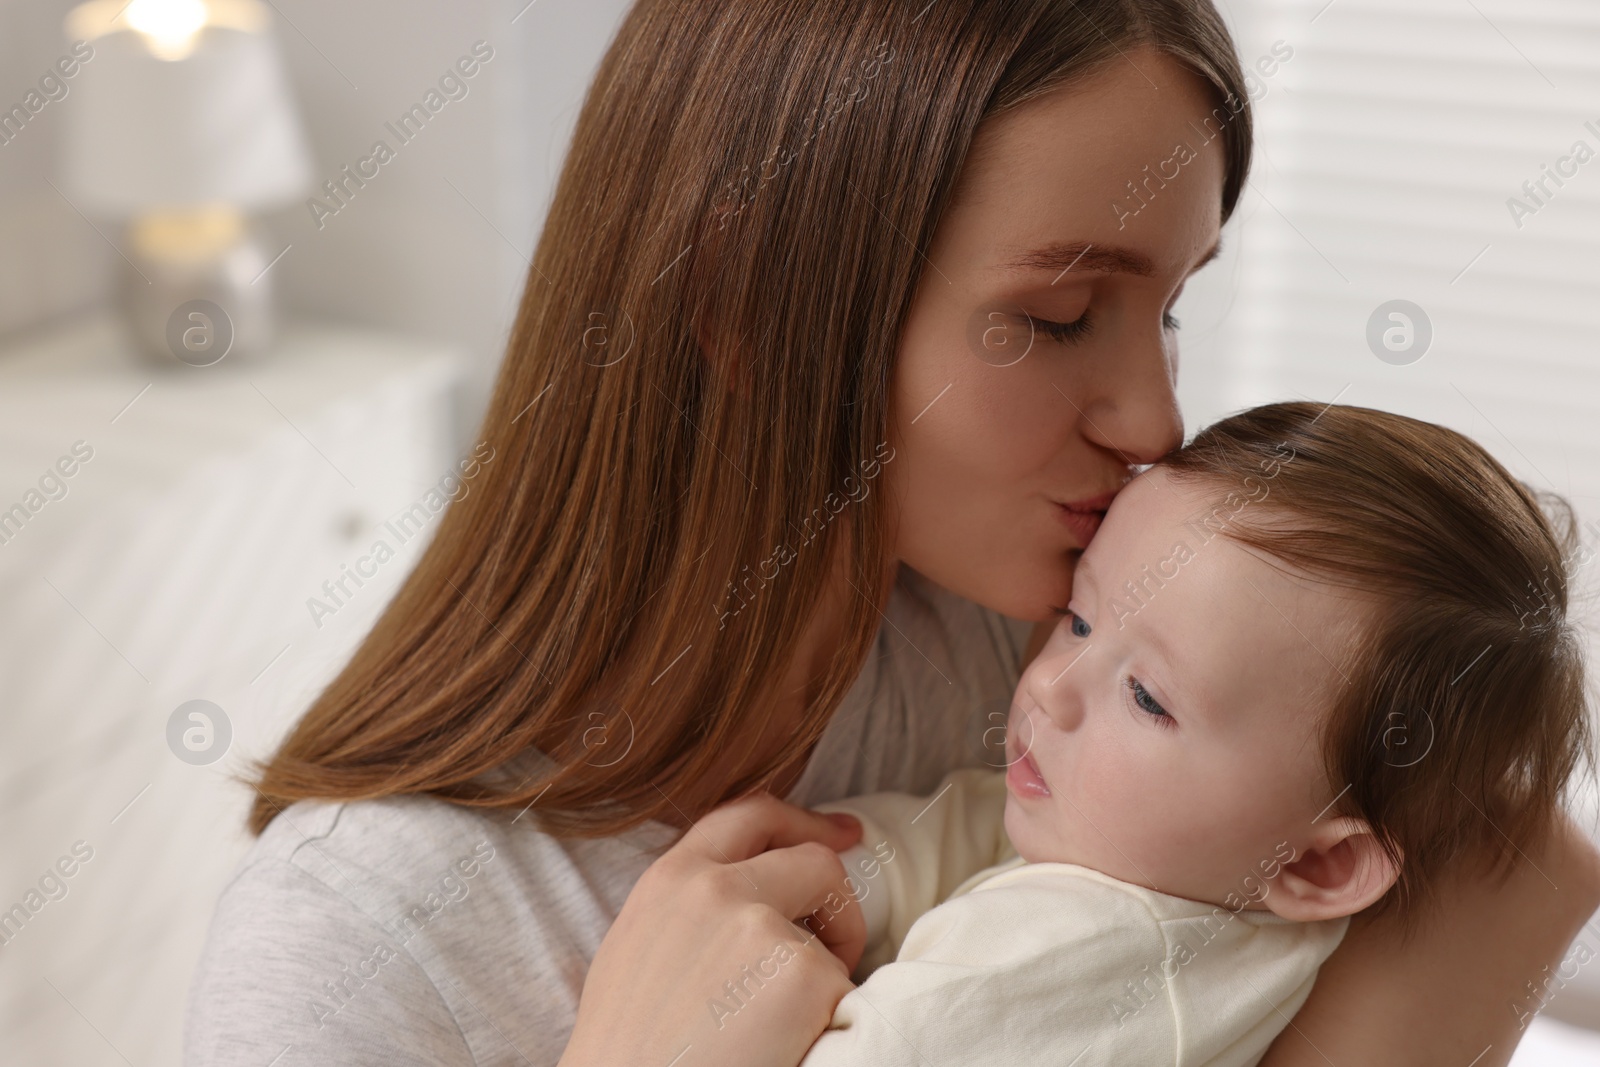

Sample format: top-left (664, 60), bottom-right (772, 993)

top-left (1125, 677), bottom-right (1175, 729)
top-left (1030, 308), bottom-right (1180, 346)
top-left (1031, 309), bottom-right (1093, 345)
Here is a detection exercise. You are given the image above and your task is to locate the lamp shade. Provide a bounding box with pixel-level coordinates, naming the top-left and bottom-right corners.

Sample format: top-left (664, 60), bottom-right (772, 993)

top-left (62, 24), bottom-right (313, 217)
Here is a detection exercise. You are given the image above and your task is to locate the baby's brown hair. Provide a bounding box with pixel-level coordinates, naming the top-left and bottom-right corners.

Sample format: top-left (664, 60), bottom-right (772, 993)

top-left (1162, 401), bottom-right (1593, 923)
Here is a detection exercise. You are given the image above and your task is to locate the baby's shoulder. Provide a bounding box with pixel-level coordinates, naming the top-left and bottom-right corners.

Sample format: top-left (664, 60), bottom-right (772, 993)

top-left (901, 862), bottom-right (1172, 967)
top-left (947, 862), bottom-right (1346, 982)
top-left (962, 859), bottom-right (1175, 913)
top-left (939, 862), bottom-right (1338, 959)
top-left (871, 863), bottom-right (1346, 1067)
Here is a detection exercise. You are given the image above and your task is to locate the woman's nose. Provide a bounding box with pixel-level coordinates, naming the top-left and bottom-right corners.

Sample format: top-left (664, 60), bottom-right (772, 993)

top-left (1080, 338), bottom-right (1184, 465)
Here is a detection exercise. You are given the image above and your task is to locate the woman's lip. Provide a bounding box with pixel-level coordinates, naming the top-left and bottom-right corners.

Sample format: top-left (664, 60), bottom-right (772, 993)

top-left (1052, 490), bottom-right (1119, 546)
top-left (1057, 491), bottom-right (1119, 513)
top-left (1054, 504), bottom-right (1105, 545)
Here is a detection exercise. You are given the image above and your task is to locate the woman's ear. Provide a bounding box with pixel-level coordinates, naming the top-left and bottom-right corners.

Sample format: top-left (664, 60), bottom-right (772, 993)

top-left (686, 207), bottom-right (752, 397)
top-left (690, 304), bottom-right (752, 398)
top-left (1262, 817), bottom-right (1400, 922)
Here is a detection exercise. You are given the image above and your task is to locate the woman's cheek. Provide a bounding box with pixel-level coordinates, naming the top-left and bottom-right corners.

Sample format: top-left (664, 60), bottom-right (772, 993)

top-left (965, 365), bottom-right (1079, 475)
top-left (892, 325), bottom-right (1067, 499)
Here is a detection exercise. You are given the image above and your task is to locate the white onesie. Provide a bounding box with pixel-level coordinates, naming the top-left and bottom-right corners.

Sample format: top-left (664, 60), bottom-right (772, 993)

top-left (806, 768), bottom-right (1348, 1067)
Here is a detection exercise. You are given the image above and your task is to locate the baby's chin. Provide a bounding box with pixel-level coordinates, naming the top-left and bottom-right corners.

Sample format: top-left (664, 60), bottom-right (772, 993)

top-left (1003, 793), bottom-right (1070, 866)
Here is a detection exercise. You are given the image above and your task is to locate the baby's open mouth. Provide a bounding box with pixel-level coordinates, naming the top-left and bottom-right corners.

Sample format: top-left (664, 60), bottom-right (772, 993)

top-left (1005, 709), bottom-right (1051, 798)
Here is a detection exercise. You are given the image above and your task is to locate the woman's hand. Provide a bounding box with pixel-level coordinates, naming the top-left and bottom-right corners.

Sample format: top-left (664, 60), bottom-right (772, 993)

top-left (1259, 811), bottom-right (1600, 1065)
top-left (560, 793), bottom-right (867, 1067)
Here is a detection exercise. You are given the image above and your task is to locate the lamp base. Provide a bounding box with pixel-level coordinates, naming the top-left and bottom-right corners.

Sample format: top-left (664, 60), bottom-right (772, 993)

top-left (119, 207), bottom-right (276, 367)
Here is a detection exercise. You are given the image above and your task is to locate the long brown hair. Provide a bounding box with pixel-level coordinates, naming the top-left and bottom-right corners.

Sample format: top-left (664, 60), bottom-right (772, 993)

top-left (248, 0), bottom-right (1254, 836)
top-left (1164, 402), bottom-right (1594, 922)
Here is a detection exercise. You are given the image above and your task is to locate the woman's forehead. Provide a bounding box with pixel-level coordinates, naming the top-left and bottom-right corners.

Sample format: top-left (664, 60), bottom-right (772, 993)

top-left (943, 51), bottom-right (1228, 279)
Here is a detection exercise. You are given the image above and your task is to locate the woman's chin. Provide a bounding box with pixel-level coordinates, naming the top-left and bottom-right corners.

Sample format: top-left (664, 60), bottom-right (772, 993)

top-left (993, 561), bottom-right (1079, 623)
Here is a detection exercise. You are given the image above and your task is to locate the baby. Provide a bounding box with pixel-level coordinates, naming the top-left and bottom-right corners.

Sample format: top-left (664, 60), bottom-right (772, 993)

top-left (798, 401), bottom-right (1591, 1066)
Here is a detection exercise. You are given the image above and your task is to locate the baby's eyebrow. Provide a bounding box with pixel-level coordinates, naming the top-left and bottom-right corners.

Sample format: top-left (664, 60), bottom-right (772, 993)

top-left (1069, 554), bottom-right (1100, 608)
top-left (1140, 626), bottom-right (1185, 688)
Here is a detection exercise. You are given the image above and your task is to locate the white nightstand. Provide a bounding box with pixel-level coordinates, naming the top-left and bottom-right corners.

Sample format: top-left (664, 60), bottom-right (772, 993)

top-left (0, 314), bottom-right (465, 1065)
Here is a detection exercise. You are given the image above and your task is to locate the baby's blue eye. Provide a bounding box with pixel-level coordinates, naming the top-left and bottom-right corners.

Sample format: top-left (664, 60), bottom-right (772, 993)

top-left (1069, 612), bottom-right (1091, 639)
top-left (1127, 678), bottom-right (1174, 726)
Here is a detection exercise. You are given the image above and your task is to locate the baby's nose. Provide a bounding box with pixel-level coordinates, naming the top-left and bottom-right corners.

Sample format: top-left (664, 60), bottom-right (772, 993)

top-left (1025, 667), bottom-right (1087, 733)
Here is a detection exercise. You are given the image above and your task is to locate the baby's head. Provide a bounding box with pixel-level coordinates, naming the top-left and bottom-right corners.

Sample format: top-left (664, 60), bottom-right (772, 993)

top-left (1004, 401), bottom-right (1591, 926)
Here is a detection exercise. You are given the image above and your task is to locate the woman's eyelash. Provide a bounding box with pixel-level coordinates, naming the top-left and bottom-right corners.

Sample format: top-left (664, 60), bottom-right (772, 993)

top-left (1031, 310), bottom-right (1093, 345)
top-left (1027, 309), bottom-right (1178, 343)
top-left (1125, 677), bottom-right (1176, 728)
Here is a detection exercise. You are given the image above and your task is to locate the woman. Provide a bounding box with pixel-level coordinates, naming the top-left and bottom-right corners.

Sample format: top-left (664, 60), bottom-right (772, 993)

top-left (185, 1), bottom-right (1600, 1064)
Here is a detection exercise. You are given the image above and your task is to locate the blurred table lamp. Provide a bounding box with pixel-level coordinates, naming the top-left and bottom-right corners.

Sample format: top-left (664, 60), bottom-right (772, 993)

top-left (62, 0), bottom-right (313, 365)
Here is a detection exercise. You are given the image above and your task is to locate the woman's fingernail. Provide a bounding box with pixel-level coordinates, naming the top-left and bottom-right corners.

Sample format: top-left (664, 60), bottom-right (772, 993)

top-left (823, 812), bottom-right (860, 831)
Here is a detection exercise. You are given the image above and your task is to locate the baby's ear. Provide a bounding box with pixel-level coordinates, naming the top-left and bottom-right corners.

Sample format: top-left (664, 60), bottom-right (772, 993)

top-left (1261, 817), bottom-right (1400, 922)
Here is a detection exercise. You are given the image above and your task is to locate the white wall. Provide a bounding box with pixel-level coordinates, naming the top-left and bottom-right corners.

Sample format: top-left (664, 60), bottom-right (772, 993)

top-left (0, 0), bottom-right (635, 441)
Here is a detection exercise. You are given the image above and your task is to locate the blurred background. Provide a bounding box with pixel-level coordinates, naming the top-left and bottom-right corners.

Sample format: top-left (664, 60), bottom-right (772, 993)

top-left (0, 0), bottom-right (1597, 1062)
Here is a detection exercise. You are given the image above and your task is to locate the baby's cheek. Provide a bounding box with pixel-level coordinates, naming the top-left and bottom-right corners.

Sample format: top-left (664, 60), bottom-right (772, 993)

top-left (1002, 793), bottom-right (1044, 862)
top-left (1001, 797), bottom-right (1026, 850)
top-left (1075, 752), bottom-right (1194, 868)
top-left (1073, 738), bottom-right (1154, 815)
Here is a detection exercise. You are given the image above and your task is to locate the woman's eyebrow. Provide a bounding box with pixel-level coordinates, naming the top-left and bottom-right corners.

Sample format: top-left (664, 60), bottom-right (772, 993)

top-left (1194, 240), bottom-right (1223, 272)
top-left (996, 242), bottom-right (1156, 278)
top-left (995, 239), bottom-right (1223, 279)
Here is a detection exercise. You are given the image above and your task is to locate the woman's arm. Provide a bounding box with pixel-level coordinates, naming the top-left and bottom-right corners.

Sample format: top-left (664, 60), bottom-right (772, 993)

top-left (184, 856), bottom-right (475, 1065)
top-left (1259, 813), bottom-right (1600, 1065)
top-left (559, 793), bottom-right (868, 1067)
